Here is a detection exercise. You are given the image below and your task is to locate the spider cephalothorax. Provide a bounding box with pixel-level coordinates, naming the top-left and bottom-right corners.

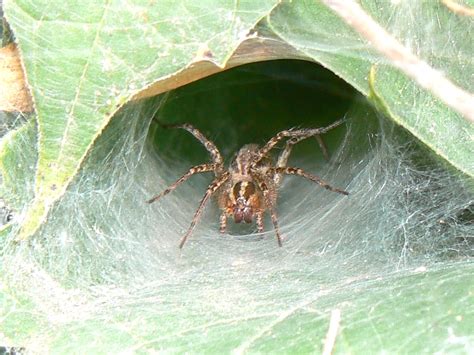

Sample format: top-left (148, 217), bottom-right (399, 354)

top-left (218, 144), bottom-right (269, 228)
top-left (147, 120), bottom-right (349, 248)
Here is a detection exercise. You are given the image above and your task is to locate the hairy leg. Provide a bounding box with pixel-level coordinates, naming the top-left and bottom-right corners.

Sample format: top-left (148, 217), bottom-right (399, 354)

top-left (251, 174), bottom-right (282, 247)
top-left (179, 172), bottom-right (230, 248)
top-left (219, 211), bottom-right (227, 234)
top-left (315, 135), bottom-right (330, 161)
top-left (254, 118), bottom-right (345, 169)
top-left (256, 211), bottom-right (264, 233)
top-left (164, 123), bottom-right (224, 173)
top-left (271, 167), bottom-right (349, 195)
top-left (147, 164), bottom-right (216, 204)
top-left (274, 133), bottom-right (330, 186)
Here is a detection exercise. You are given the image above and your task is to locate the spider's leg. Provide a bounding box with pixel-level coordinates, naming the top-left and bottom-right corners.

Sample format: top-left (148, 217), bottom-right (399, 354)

top-left (255, 118), bottom-right (345, 167)
top-left (219, 211), bottom-right (227, 234)
top-left (271, 167), bottom-right (349, 195)
top-left (277, 135), bottom-right (328, 171)
top-left (315, 134), bottom-right (330, 161)
top-left (165, 123), bottom-right (224, 172)
top-left (179, 172), bottom-right (230, 248)
top-left (274, 136), bottom-right (300, 186)
top-left (147, 164), bottom-right (216, 204)
top-left (252, 175), bottom-right (282, 247)
top-left (274, 133), bottom-right (329, 186)
top-left (276, 138), bottom-right (297, 168)
top-left (256, 210), bottom-right (264, 233)
top-left (264, 201), bottom-right (282, 247)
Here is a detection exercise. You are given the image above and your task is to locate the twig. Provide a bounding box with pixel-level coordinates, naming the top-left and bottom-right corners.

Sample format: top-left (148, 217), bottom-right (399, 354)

top-left (321, 0), bottom-right (474, 124)
top-left (442, 0), bottom-right (474, 17)
top-left (322, 309), bottom-right (341, 355)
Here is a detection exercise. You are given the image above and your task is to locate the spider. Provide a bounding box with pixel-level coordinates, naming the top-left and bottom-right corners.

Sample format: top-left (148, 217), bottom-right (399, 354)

top-left (147, 119), bottom-right (349, 248)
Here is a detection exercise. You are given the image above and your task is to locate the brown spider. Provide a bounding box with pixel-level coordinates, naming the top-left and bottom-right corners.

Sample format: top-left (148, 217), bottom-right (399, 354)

top-left (147, 119), bottom-right (349, 248)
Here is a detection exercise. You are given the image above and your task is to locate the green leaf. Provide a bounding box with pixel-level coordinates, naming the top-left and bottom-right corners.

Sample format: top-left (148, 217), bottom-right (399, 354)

top-left (6, 263), bottom-right (473, 353)
top-left (0, 118), bottom-right (36, 209)
top-left (4, 0), bottom-right (279, 239)
top-left (4, 0), bottom-right (472, 239)
top-left (241, 263), bottom-right (474, 354)
top-left (368, 65), bottom-right (474, 176)
top-left (266, 0), bottom-right (474, 176)
top-left (1, 0), bottom-right (473, 353)
top-left (2, 58), bottom-right (472, 352)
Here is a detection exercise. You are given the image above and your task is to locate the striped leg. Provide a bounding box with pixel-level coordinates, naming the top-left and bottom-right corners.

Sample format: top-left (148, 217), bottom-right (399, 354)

top-left (274, 134), bottom-right (330, 186)
top-left (179, 172), bottom-right (230, 248)
top-left (315, 135), bottom-right (330, 161)
top-left (274, 137), bottom-right (298, 186)
top-left (254, 119), bottom-right (345, 168)
top-left (147, 164), bottom-right (216, 204)
top-left (164, 123), bottom-right (224, 172)
top-left (251, 175), bottom-right (282, 247)
top-left (271, 167), bottom-right (349, 195)
top-left (220, 212), bottom-right (227, 234)
top-left (256, 211), bottom-right (264, 233)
